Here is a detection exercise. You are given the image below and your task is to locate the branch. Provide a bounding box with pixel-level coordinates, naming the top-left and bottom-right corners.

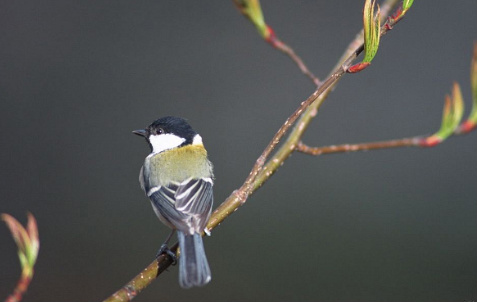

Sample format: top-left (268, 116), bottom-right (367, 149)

top-left (296, 137), bottom-right (420, 156)
top-left (233, 0), bottom-right (321, 86)
top-left (207, 0), bottom-right (404, 231)
top-left (102, 244), bottom-right (178, 302)
top-left (103, 1), bottom-right (405, 300)
top-left (297, 79), bottom-right (476, 155)
top-left (268, 29), bottom-right (322, 86)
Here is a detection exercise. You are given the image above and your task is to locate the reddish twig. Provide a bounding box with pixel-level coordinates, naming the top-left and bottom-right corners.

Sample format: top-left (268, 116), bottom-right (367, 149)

top-left (266, 27), bottom-right (322, 86)
top-left (296, 137), bottom-right (421, 156)
top-left (4, 276), bottom-right (33, 302)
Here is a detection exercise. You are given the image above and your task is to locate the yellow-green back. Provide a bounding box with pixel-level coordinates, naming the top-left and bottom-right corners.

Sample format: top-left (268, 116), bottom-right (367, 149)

top-left (144, 144), bottom-right (213, 187)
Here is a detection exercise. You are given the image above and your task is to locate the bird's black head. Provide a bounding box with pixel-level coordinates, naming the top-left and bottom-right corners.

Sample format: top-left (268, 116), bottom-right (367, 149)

top-left (133, 116), bottom-right (198, 153)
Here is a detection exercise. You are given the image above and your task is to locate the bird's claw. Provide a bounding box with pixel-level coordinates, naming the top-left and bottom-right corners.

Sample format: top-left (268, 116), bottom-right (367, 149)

top-left (156, 244), bottom-right (177, 265)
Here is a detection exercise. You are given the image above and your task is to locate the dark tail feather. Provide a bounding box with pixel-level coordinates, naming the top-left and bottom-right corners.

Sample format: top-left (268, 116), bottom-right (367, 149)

top-left (177, 231), bottom-right (211, 288)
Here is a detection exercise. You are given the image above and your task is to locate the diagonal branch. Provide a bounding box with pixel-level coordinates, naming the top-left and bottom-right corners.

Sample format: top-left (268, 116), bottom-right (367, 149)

top-left (207, 0), bottom-right (403, 231)
top-left (102, 244), bottom-right (178, 302)
top-left (103, 1), bottom-right (403, 301)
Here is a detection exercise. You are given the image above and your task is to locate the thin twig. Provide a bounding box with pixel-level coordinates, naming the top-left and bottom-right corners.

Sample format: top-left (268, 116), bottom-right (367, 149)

top-left (4, 275), bottom-right (33, 302)
top-left (270, 36), bottom-right (322, 86)
top-left (207, 0), bottom-right (402, 230)
top-left (266, 0), bottom-right (397, 86)
top-left (249, 0), bottom-right (403, 193)
top-left (296, 137), bottom-right (421, 156)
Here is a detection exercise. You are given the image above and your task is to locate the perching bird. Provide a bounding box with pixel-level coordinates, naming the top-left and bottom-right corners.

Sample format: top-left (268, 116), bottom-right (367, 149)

top-left (133, 116), bottom-right (214, 288)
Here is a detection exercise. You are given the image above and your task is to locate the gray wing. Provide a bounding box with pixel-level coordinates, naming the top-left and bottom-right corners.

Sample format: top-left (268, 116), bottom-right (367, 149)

top-left (139, 165), bottom-right (146, 192)
top-left (149, 178), bottom-right (213, 234)
top-left (149, 183), bottom-right (188, 230)
top-left (175, 178), bottom-right (213, 220)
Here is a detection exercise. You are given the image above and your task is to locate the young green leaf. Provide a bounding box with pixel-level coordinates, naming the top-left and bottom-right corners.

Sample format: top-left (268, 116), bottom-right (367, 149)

top-left (422, 83), bottom-right (464, 146)
top-left (402, 0), bottom-right (414, 15)
top-left (363, 0), bottom-right (381, 63)
top-left (233, 0), bottom-right (270, 40)
top-left (455, 42), bottom-right (477, 134)
top-left (2, 213), bottom-right (39, 278)
top-left (465, 42), bottom-right (477, 128)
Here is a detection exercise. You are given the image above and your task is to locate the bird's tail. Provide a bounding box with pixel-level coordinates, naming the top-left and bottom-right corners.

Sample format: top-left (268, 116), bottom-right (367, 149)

top-left (177, 231), bottom-right (211, 288)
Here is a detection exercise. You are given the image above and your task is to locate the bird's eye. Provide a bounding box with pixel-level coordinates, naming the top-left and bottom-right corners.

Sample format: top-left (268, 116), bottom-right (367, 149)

top-left (157, 128), bottom-right (164, 135)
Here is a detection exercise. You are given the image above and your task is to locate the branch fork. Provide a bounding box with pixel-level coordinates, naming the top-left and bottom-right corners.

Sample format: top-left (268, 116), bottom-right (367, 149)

top-left (103, 1), bottom-right (477, 301)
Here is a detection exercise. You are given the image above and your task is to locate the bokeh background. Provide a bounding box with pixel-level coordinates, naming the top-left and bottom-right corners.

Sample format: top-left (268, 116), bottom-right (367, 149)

top-left (1, 1), bottom-right (476, 301)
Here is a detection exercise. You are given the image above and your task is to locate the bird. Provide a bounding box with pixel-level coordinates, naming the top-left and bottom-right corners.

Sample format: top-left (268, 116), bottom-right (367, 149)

top-left (133, 116), bottom-right (214, 288)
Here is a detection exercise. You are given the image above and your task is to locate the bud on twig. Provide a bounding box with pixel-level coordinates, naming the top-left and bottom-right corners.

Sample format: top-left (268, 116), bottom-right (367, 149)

top-left (348, 0), bottom-right (381, 73)
top-left (2, 212), bottom-right (40, 302)
top-left (232, 0), bottom-right (269, 40)
top-left (420, 83), bottom-right (464, 146)
top-left (456, 41), bottom-right (477, 133)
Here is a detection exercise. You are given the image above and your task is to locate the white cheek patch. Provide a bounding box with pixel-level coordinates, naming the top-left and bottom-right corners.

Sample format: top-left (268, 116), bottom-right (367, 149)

top-left (149, 133), bottom-right (185, 153)
top-left (192, 134), bottom-right (203, 145)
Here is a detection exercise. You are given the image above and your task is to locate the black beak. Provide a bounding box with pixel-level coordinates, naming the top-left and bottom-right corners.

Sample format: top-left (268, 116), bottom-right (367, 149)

top-left (132, 129), bottom-right (147, 137)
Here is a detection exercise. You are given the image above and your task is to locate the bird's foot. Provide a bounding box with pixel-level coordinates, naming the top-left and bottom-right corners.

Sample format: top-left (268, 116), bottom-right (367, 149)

top-left (156, 244), bottom-right (177, 265)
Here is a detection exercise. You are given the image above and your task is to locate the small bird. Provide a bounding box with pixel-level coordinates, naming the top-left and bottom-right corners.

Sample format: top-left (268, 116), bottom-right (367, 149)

top-left (133, 116), bottom-right (214, 288)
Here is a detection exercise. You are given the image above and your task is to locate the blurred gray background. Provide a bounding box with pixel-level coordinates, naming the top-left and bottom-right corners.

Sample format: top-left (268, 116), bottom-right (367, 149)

top-left (1, 1), bottom-right (476, 301)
